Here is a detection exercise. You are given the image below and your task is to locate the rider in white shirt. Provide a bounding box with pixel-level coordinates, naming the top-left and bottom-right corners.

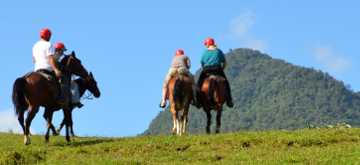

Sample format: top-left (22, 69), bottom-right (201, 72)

top-left (32, 28), bottom-right (65, 104)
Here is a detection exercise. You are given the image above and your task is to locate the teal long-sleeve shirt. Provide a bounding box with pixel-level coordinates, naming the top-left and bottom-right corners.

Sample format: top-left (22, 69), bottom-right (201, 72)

top-left (200, 48), bottom-right (225, 68)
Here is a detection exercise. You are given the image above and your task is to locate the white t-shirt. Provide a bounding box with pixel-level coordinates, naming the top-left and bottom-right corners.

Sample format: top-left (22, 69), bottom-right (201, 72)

top-left (32, 40), bottom-right (54, 71)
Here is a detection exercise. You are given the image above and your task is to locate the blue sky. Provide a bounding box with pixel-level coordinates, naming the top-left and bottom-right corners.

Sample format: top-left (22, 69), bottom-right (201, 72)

top-left (0, 0), bottom-right (359, 137)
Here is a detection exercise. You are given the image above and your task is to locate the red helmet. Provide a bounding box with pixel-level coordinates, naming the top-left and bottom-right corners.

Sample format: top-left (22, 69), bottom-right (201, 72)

top-left (40, 28), bottom-right (52, 41)
top-left (175, 49), bottom-right (184, 56)
top-left (54, 42), bottom-right (67, 51)
top-left (204, 37), bottom-right (215, 47)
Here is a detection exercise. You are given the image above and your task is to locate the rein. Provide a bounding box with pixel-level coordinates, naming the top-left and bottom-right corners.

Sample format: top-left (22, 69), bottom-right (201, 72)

top-left (82, 91), bottom-right (94, 100)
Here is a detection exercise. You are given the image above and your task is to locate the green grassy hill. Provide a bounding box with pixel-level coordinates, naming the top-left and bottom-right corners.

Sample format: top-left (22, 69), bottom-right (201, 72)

top-left (1, 128), bottom-right (360, 164)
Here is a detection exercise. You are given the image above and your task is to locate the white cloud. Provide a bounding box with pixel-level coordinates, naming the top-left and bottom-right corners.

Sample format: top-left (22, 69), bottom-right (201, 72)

top-left (230, 11), bottom-right (255, 37)
top-left (312, 46), bottom-right (351, 73)
top-left (0, 109), bottom-right (22, 134)
top-left (229, 11), bottom-right (267, 52)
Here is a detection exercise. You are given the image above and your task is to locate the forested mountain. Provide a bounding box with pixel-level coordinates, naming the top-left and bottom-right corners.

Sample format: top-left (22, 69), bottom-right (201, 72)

top-left (144, 48), bottom-right (360, 135)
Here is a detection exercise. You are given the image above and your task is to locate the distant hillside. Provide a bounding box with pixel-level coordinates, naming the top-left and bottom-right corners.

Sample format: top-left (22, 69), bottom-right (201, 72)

top-left (144, 48), bottom-right (360, 135)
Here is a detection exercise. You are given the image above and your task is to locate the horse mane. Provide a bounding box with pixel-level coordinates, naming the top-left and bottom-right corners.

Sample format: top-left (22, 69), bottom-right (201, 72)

top-left (60, 55), bottom-right (70, 66)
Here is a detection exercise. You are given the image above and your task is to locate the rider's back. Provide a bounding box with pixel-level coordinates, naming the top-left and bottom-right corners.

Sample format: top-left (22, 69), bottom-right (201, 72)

top-left (201, 48), bottom-right (225, 68)
top-left (171, 55), bottom-right (190, 69)
top-left (32, 40), bottom-right (53, 71)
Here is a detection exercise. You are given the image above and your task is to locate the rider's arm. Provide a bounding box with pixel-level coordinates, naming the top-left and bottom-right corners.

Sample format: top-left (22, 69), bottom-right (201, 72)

top-left (219, 49), bottom-right (226, 69)
top-left (200, 51), bottom-right (206, 68)
top-left (32, 56), bottom-right (35, 63)
top-left (46, 44), bottom-right (61, 76)
top-left (48, 55), bottom-right (62, 76)
top-left (185, 57), bottom-right (191, 69)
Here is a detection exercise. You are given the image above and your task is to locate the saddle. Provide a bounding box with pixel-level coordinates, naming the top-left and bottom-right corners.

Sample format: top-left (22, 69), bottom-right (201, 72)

top-left (204, 69), bottom-right (224, 78)
top-left (36, 69), bottom-right (57, 82)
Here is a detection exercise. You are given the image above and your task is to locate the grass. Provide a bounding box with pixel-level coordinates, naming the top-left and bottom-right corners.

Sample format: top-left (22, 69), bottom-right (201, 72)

top-left (1, 128), bottom-right (360, 164)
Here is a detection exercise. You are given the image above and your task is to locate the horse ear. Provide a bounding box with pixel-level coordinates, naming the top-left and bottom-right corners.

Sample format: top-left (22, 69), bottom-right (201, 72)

top-left (71, 51), bottom-right (76, 57)
top-left (89, 72), bottom-right (93, 78)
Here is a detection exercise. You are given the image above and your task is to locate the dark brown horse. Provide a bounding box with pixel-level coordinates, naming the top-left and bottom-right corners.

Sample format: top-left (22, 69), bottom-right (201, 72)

top-left (12, 52), bottom-right (90, 145)
top-left (168, 74), bottom-right (193, 136)
top-left (56, 73), bottom-right (100, 137)
top-left (199, 75), bottom-right (227, 134)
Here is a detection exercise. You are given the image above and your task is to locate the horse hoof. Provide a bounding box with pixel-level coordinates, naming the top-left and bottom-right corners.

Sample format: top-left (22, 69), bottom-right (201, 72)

top-left (24, 136), bottom-right (31, 145)
top-left (66, 137), bottom-right (71, 143)
top-left (53, 131), bottom-right (59, 136)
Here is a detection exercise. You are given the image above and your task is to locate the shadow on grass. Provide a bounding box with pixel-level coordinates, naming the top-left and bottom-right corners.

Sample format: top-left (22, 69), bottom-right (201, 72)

top-left (52, 138), bottom-right (116, 147)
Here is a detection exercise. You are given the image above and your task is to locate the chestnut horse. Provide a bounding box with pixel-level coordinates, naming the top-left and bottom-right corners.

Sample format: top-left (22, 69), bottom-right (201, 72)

top-left (56, 74), bottom-right (101, 137)
top-left (12, 52), bottom-right (90, 145)
top-left (168, 74), bottom-right (193, 136)
top-left (200, 75), bottom-right (227, 134)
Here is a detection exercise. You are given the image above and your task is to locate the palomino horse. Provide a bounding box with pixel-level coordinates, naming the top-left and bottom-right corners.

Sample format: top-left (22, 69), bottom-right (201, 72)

top-left (168, 74), bottom-right (193, 136)
top-left (200, 75), bottom-right (227, 134)
top-left (56, 74), bottom-right (101, 137)
top-left (12, 52), bottom-right (90, 145)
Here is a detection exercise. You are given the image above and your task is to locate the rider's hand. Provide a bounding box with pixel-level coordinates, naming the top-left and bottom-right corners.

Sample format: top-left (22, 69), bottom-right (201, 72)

top-left (55, 70), bottom-right (62, 78)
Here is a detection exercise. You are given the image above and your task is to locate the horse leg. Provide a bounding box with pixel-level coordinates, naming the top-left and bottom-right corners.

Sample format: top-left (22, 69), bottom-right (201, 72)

top-left (178, 110), bottom-right (183, 136)
top-left (215, 107), bottom-right (223, 134)
top-left (17, 110), bottom-right (26, 136)
top-left (205, 110), bottom-right (212, 134)
top-left (24, 106), bottom-right (39, 145)
top-left (57, 119), bottom-right (65, 134)
top-left (69, 110), bottom-right (76, 137)
top-left (62, 108), bottom-right (71, 143)
top-left (182, 107), bottom-right (189, 135)
top-left (43, 109), bottom-right (57, 143)
top-left (175, 111), bottom-right (180, 135)
top-left (48, 110), bottom-right (58, 136)
top-left (43, 109), bottom-right (51, 143)
top-left (170, 106), bottom-right (177, 135)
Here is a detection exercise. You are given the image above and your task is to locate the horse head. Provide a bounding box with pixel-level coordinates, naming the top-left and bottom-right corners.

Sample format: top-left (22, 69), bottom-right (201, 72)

top-left (84, 72), bottom-right (101, 98)
top-left (61, 51), bottom-right (89, 79)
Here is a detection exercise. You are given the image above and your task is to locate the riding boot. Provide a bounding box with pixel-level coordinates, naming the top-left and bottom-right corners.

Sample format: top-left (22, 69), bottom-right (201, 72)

top-left (159, 86), bottom-right (168, 108)
top-left (56, 80), bottom-right (66, 106)
top-left (225, 81), bottom-right (234, 108)
top-left (70, 81), bottom-right (83, 108)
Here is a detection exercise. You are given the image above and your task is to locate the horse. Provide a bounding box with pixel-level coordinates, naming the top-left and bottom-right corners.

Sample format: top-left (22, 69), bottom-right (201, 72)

top-left (56, 73), bottom-right (100, 137)
top-left (12, 52), bottom-right (90, 145)
top-left (168, 74), bottom-right (193, 136)
top-left (199, 75), bottom-right (227, 134)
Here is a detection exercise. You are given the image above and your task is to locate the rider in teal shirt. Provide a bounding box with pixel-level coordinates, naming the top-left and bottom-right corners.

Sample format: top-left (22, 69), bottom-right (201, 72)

top-left (201, 48), bottom-right (226, 68)
top-left (197, 37), bottom-right (233, 108)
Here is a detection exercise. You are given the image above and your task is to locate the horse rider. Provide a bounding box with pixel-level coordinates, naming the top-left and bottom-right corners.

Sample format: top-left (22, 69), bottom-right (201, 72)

top-left (159, 49), bottom-right (198, 108)
top-left (32, 28), bottom-right (66, 105)
top-left (53, 42), bottom-right (84, 108)
top-left (197, 37), bottom-right (234, 108)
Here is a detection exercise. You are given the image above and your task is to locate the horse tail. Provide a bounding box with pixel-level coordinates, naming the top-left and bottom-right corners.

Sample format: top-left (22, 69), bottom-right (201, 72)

top-left (12, 77), bottom-right (28, 115)
top-left (173, 77), bottom-right (184, 104)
